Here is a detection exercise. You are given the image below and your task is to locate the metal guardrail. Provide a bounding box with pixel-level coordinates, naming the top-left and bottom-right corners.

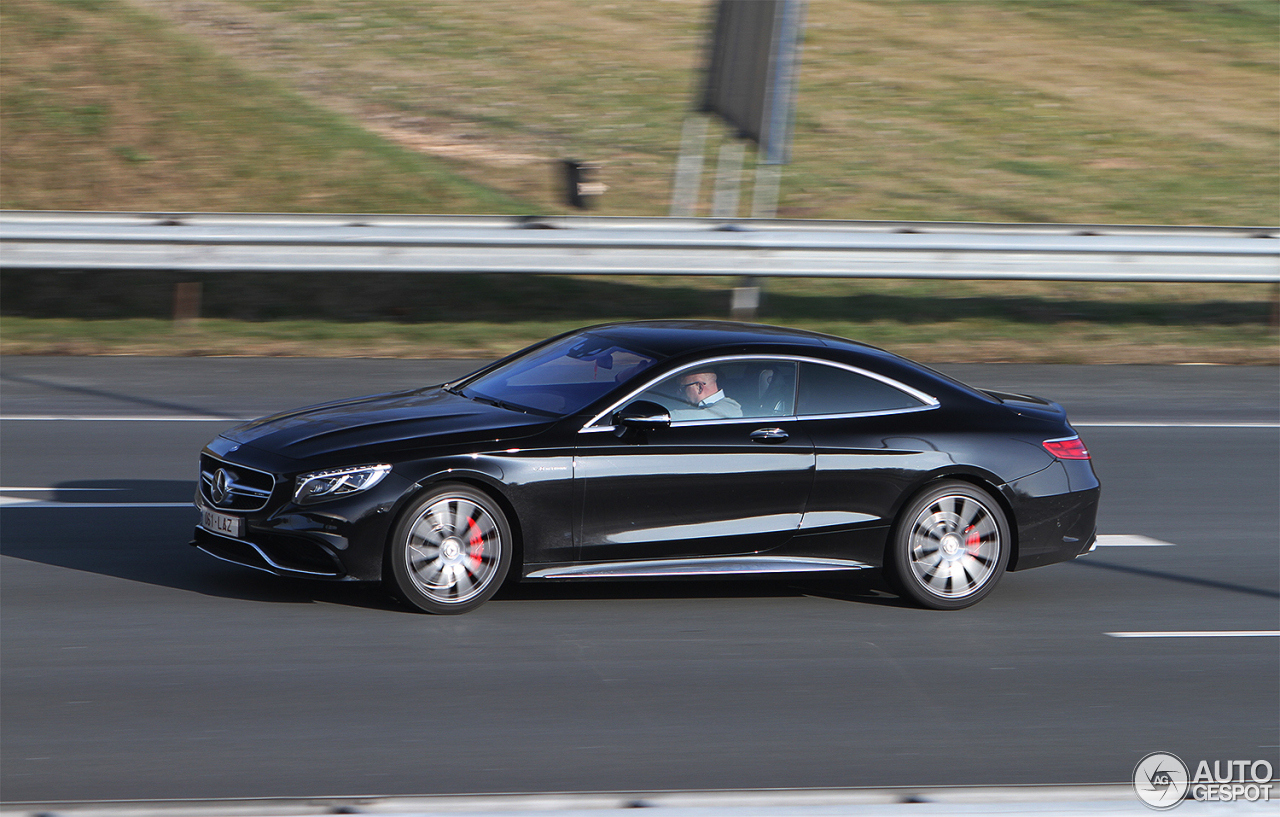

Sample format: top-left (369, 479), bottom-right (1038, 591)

top-left (0, 785), bottom-right (1166, 817)
top-left (1, 211), bottom-right (1276, 283)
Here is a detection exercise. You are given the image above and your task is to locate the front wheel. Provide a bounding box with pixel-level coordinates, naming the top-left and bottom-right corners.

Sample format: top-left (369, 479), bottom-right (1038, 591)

top-left (386, 484), bottom-right (512, 614)
top-left (887, 480), bottom-right (1010, 610)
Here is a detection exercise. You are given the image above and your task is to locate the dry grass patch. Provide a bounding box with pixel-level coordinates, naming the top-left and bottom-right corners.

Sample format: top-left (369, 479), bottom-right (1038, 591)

top-left (110, 0), bottom-right (1279, 224)
top-left (0, 0), bottom-right (525, 212)
top-left (4, 314), bottom-right (1275, 365)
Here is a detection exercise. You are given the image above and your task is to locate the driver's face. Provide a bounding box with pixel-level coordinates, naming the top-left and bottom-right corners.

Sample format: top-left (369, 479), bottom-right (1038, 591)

top-left (681, 373), bottom-right (715, 398)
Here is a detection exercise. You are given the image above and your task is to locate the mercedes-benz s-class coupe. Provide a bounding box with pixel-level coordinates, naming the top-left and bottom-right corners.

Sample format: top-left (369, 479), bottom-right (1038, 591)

top-left (193, 321), bottom-right (1100, 613)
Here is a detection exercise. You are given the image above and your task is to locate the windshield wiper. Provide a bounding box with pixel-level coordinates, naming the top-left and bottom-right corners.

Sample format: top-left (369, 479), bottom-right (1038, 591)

top-left (466, 392), bottom-right (530, 414)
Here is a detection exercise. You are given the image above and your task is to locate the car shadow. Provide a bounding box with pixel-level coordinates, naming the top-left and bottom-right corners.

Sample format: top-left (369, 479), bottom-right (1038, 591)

top-left (1069, 557), bottom-right (1279, 600)
top-left (1, 479), bottom-right (911, 613)
top-left (0, 480), bottom-right (400, 610)
top-left (491, 572), bottom-right (909, 608)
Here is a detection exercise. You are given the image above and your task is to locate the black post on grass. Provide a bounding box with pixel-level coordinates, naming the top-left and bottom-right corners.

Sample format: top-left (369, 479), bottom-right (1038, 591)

top-left (562, 160), bottom-right (604, 210)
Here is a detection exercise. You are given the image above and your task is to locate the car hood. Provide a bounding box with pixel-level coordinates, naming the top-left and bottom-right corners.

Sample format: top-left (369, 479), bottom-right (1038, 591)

top-left (221, 388), bottom-right (555, 460)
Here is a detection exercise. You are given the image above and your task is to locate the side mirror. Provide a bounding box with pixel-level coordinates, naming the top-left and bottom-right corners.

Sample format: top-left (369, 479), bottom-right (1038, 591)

top-left (613, 400), bottom-right (671, 432)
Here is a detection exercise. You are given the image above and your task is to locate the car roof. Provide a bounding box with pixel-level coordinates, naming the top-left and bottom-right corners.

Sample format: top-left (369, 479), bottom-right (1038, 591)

top-left (584, 320), bottom-right (861, 358)
top-left (581, 320), bottom-right (989, 401)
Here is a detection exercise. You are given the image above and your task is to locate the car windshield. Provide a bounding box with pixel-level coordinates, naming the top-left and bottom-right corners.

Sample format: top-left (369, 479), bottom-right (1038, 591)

top-left (460, 333), bottom-right (661, 416)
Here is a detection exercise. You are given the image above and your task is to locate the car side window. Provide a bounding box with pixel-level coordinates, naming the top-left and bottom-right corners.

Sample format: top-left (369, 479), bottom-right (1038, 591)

top-left (796, 362), bottom-right (924, 416)
top-left (637, 360), bottom-right (797, 420)
top-left (739, 361), bottom-right (797, 417)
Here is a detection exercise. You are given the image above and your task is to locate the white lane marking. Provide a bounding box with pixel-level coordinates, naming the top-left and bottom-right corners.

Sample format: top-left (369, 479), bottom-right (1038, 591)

top-left (0, 487), bottom-right (187, 508)
top-left (0, 415), bottom-right (249, 422)
top-left (0, 487), bottom-right (124, 492)
top-left (1094, 535), bottom-right (1176, 547)
top-left (1107, 631), bottom-right (1280, 638)
top-left (0, 497), bottom-right (193, 509)
top-left (1074, 422), bottom-right (1278, 428)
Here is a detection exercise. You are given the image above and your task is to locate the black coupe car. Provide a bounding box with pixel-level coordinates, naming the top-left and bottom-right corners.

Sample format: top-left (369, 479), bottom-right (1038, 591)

top-left (193, 321), bottom-right (1099, 613)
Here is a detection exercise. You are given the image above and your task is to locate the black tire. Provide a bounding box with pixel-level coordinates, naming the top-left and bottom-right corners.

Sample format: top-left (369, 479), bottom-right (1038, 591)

top-left (887, 480), bottom-right (1010, 610)
top-left (385, 484), bottom-right (513, 614)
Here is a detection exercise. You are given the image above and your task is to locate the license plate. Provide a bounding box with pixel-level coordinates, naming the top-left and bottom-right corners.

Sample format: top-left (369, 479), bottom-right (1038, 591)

top-left (202, 507), bottom-right (242, 538)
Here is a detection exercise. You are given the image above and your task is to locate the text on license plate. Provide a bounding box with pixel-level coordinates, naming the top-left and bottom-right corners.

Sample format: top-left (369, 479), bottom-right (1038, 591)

top-left (202, 508), bottom-right (243, 538)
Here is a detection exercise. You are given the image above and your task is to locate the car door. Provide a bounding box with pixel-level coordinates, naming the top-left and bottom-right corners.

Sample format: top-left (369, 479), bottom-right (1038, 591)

top-left (573, 358), bottom-right (815, 563)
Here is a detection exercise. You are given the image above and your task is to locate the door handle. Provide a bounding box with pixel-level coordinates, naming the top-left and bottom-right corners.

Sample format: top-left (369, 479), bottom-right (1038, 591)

top-left (750, 427), bottom-right (789, 443)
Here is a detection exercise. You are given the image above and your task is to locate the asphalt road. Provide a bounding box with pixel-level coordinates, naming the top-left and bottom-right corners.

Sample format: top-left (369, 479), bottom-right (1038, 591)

top-left (1, 358), bottom-right (1276, 803)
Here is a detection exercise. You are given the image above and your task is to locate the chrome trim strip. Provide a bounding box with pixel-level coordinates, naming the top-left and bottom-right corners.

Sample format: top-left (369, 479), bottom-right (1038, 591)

top-left (810, 359), bottom-right (939, 406)
top-left (195, 528), bottom-right (343, 577)
top-left (202, 454), bottom-right (276, 483)
top-left (782, 403), bottom-right (940, 423)
top-left (579, 402), bottom-right (940, 434)
top-left (798, 511), bottom-right (882, 529)
top-left (196, 541), bottom-right (280, 577)
top-left (526, 555), bottom-right (870, 579)
top-left (580, 354), bottom-right (938, 432)
top-left (200, 471), bottom-right (273, 498)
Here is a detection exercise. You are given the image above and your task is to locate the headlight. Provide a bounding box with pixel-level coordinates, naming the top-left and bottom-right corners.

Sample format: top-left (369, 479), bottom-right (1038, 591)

top-left (293, 464), bottom-right (391, 505)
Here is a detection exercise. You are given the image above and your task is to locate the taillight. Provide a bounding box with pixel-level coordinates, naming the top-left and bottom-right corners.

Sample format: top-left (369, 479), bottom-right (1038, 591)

top-left (1043, 436), bottom-right (1090, 460)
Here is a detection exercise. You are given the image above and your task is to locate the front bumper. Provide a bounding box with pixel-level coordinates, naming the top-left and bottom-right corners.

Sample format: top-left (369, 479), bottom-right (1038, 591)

top-left (192, 522), bottom-right (350, 579)
top-left (192, 465), bottom-right (412, 582)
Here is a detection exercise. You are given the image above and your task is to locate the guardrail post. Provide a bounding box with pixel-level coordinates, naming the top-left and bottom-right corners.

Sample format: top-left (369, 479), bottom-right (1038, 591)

top-left (173, 281), bottom-right (202, 328)
top-left (730, 284), bottom-right (761, 321)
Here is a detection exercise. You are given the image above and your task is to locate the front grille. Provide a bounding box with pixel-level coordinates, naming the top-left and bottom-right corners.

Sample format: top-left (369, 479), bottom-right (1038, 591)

top-left (200, 454), bottom-right (277, 512)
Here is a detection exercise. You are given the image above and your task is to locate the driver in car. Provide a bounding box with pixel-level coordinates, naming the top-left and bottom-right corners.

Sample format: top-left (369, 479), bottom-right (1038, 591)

top-left (672, 370), bottom-right (743, 420)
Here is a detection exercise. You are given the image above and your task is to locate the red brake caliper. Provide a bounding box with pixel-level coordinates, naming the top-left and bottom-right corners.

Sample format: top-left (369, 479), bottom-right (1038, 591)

top-left (965, 525), bottom-right (982, 553)
top-left (467, 517), bottom-right (484, 568)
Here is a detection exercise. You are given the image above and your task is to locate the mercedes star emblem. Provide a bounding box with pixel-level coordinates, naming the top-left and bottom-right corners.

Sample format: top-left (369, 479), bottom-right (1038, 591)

top-left (211, 468), bottom-right (236, 506)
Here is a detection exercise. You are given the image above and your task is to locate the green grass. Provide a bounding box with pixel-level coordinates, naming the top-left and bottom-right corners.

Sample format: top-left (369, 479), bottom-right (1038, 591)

top-left (0, 0), bottom-right (526, 212)
top-left (3, 315), bottom-right (1274, 364)
top-left (2, 0), bottom-right (1276, 223)
top-left (1, 0), bottom-right (1276, 364)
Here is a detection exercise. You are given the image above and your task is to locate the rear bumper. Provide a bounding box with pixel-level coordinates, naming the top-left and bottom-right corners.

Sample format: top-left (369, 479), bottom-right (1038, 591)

top-left (1007, 488), bottom-right (1100, 571)
top-left (1003, 459), bottom-right (1101, 572)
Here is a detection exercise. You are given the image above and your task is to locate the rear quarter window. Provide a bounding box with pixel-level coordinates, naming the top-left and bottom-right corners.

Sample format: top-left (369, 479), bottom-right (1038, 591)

top-left (797, 362), bottom-right (925, 416)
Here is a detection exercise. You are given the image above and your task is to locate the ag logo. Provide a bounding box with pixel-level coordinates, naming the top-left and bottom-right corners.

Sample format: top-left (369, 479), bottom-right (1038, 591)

top-left (1134, 752), bottom-right (1190, 810)
top-left (211, 469), bottom-right (236, 506)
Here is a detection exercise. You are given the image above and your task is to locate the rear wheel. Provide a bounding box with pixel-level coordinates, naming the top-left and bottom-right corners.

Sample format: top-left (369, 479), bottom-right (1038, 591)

top-left (386, 484), bottom-right (512, 614)
top-left (887, 480), bottom-right (1010, 610)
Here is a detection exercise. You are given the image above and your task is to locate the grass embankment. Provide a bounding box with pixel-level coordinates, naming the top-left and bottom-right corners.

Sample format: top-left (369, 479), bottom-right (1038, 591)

top-left (5, 0), bottom-right (1275, 224)
top-left (1, 1), bottom-right (1275, 362)
top-left (0, 0), bottom-right (524, 213)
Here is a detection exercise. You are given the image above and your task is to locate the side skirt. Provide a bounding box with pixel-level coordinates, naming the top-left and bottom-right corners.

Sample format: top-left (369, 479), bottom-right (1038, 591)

top-left (525, 555), bottom-right (870, 580)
